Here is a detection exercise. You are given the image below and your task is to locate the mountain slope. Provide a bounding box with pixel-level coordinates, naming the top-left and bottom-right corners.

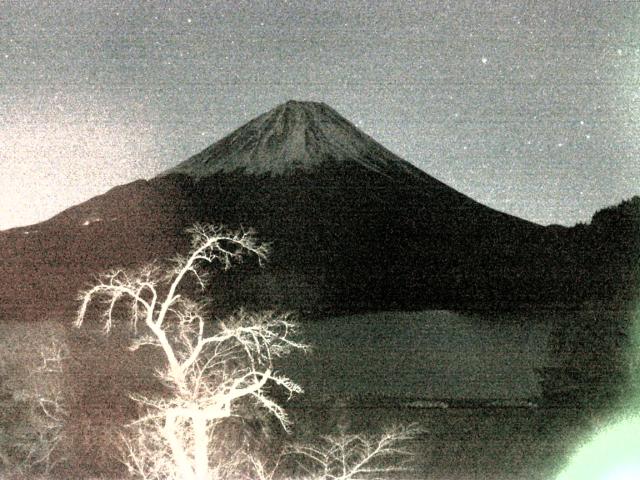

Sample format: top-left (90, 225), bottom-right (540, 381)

top-left (165, 100), bottom-right (425, 177)
top-left (0, 100), bottom-right (623, 320)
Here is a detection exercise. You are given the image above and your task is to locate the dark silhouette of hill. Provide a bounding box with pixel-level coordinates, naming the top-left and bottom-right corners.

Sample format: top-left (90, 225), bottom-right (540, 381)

top-left (0, 101), bottom-right (637, 320)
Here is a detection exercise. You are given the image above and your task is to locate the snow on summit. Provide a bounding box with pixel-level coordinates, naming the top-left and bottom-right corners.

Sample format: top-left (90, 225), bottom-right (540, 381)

top-left (164, 100), bottom-right (420, 177)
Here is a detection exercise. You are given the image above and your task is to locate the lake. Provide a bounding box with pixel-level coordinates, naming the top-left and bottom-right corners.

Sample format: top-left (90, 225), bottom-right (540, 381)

top-left (285, 310), bottom-right (555, 401)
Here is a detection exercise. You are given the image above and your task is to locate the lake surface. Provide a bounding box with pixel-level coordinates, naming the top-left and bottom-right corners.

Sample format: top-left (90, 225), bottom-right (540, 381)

top-left (1, 309), bottom-right (628, 479)
top-left (288, 403), bottom-right (590, 480)
top-left (285, 310), bottom-right (555, 400)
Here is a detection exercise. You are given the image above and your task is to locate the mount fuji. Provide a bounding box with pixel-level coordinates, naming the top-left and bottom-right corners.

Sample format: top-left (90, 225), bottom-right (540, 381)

top-left (0, 101), bottom-right (632, 320)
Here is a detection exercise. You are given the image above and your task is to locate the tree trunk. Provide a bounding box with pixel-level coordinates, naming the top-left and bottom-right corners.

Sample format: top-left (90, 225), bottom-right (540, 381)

top-left (192, 413), bottom-right (209, 479)
top-left (165, 411), bottom-right (195, 480)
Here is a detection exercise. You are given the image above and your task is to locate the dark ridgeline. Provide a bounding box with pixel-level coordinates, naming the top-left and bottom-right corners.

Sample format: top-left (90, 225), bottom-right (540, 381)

top-left (0, 100), bottom-right (637, 321)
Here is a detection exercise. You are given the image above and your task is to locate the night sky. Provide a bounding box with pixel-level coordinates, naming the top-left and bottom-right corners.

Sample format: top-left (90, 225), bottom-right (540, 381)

top-left (1, 1), bottom-right (638, 230)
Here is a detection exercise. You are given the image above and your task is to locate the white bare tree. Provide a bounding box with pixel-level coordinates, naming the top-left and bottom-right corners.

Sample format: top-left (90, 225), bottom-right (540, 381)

top-left (288, 425), bottom-right (417, 480)
top-left (23, 340), bottom-right (69, 474)
top-left (0, 330), bottom-right (68, 477)
top-left (75, 224), bottom-right (308, 480)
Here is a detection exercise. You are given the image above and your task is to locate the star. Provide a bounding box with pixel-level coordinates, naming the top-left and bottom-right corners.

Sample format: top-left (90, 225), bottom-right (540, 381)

top-left (481, 57), bottom-right (488, 64)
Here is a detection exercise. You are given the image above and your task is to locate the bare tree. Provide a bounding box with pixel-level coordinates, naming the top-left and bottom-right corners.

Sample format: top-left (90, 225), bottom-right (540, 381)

top-left (288, 425), bottom-right (417, 480)
top-left (22, 340), bottom-right (69, 474)
top-left (0, 325), bottom-right (69, 477)
top-left (75, 224), bottom-right (308, 480)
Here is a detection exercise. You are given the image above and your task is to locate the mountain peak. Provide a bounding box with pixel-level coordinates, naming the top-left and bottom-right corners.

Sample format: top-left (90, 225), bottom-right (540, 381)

top-left (162, 101), bottom-right (418, 177)
top-left (282, 99), bottom-right (325, 108)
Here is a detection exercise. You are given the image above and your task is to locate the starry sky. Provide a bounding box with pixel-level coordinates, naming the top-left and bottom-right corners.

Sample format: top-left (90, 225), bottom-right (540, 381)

top-left (0, 0), bottom-right (638, 230)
